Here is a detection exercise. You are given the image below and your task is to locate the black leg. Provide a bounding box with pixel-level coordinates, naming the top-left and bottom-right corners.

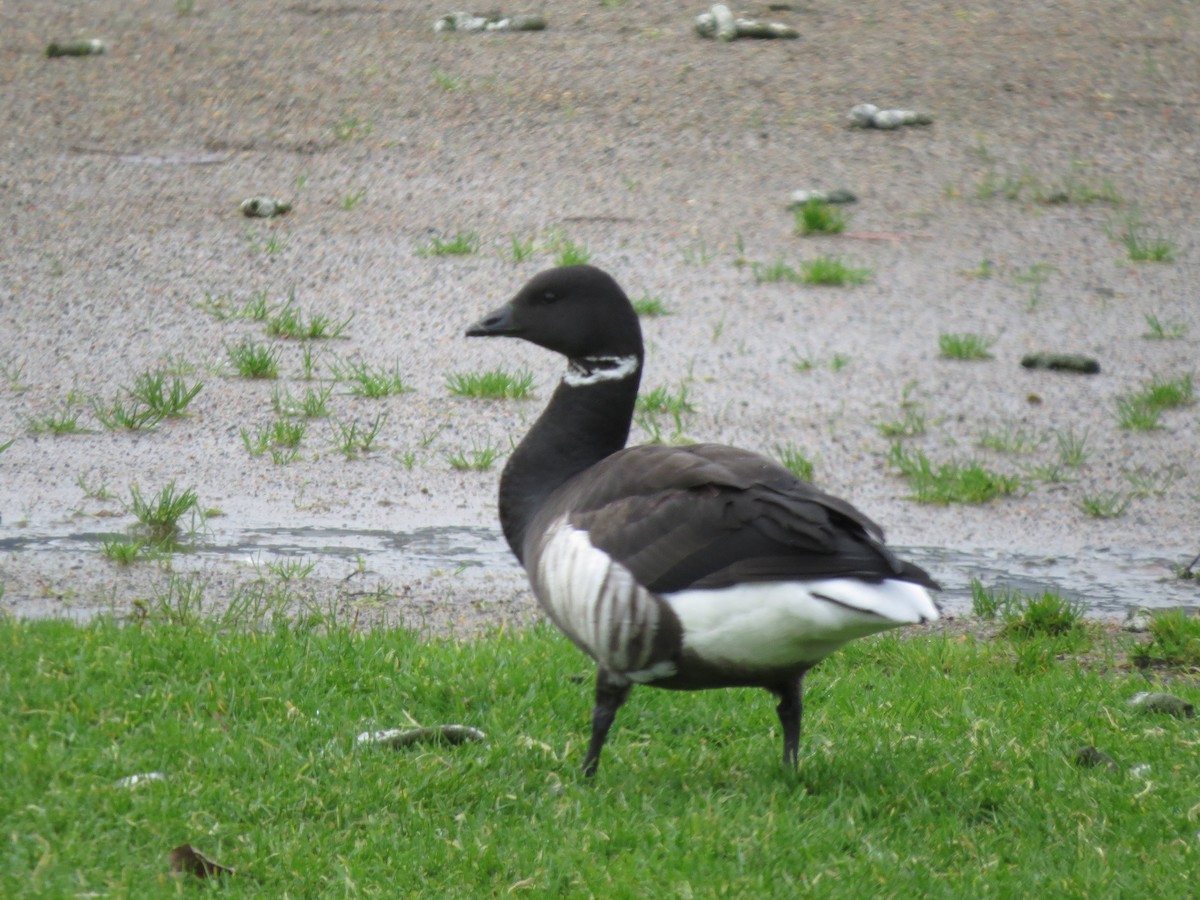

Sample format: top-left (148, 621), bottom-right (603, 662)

top-left (582, 669), bottom-right (632, 777)
top-left (772, 674), bottom-right (805, 769)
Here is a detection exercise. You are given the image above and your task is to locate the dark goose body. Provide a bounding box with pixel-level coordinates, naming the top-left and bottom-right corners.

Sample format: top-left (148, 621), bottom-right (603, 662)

top-left (467, 265), bottom-right (939, 775)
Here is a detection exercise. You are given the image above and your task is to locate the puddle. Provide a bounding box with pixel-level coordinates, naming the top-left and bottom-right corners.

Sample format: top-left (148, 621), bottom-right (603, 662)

top-left (1, 524), bottom-right (1194, 620)
top-left (903, 544), bottom-right (1197, 619)
top-left (0, 524), bottom-right (521, 583)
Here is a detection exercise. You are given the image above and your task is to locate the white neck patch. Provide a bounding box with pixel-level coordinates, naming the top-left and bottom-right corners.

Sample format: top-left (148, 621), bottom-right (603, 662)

top-left (564, 355), bottom-right (640, 387)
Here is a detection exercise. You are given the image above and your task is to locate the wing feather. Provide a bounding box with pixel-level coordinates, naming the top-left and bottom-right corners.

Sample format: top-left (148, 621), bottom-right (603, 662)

top-left (535, 443), bottom-right (938, 595)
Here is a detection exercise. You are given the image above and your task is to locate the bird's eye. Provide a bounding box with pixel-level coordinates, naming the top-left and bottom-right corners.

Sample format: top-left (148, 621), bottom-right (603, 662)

top-left (542, 292), bottom-right (558, 304)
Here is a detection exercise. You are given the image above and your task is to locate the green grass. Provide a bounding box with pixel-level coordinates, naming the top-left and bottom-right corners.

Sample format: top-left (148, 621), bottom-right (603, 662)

top-left (774, 443), bottom-right (814, 481)
top-left (447, 445), bottom-right (501, 471)
top-left (634, 384), bottom-right (696, 443)
top-left (1011, 262), bottom-right (1055, 310)
top-left (505, 234), bottom-right (536, 262)
top-left (970, 580), bottom-right (1089, 645)
top-left (447, 368), bottom-right (534, 400)
top-left (332, 359), bottom-right (414, 398)
top-left (631, 293), bottom-right (671, 317)
top-left (1133, 609), bottom-right (1200, 667)
top-left (432, 68), bottom-right (464, 91)
top-left (793, 199), bottom-right (848, 236)
top-left (969, 577), bottom-right (1015, 619)
top-left (1142, 313), bottom-right (1187, 340)
top-left (195, 289), bottom-right (271, 322)
top-left (244, 227), bottom-right (286, 255)
top-left (418, 231), bottom-right (480, 257)
top-left (978, 423), bottom-right (1044, 453)
top-left (998, 590), bottom-right (1087, 642)
top-left (340, 189), bottom-right (366, 211)
top-left (938, 332), bottom-right (996, 360)
top-left (751, 256), bottom-right (871, 286)
top-left (1119, 223), bottom-right (1175, 262)
top-left (226, 339), bottom-right (281, 379)
top-left (331, 115), bottom-right (372, 141)
top-left (99, 535), bottom-right (153, 565)
top-left (332, 414), bottom-right (386, 458)
top-left (551, 238), bottom-right (592, 267)
top-left (877, 408), bottom-right (927, 439)
top-left (2, 613), bottom-right (1197, 896)
top-left (28, 390), bottom-right (90, 434)
top-left (265, 294), bottom-right (352, 340)
top-left (272, 384), bottom-right (332, 418)
top-left (91, 396), bottom-right (164, 432)
top-left (1077, 491), bottom-right (1130, 519)
top-left (128, 481), bottom-right (200, 546)
top-left (1055, 427), bottom-right (1090, 468)
top-left (241, 419), bottom-right (306, 464)
top-left (1141, 373), bottom-right (1194, 409)
top-left (888, 444), bottom-right (1021, 504)
top-left (1115, 373), bottom-right (1193, 430)
top-left (128, 371), bottom-right (203, 418)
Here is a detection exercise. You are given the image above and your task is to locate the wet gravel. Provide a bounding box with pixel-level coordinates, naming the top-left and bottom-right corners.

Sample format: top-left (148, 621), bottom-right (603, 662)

top-left (1, 0), bottom-right (1198, 631)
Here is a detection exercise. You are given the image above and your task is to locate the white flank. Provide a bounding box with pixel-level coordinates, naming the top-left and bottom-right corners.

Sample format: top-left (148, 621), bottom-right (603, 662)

top-left (665, 578), bottom-right (938, 672)
top-left (532, 516), bottom-right (675, 681)
top-left (563, 355), bottom-right (640, 387)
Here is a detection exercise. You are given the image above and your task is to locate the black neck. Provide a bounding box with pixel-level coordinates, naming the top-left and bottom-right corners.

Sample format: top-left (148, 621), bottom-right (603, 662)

top-left (498, 359), bottom-right (642, 561)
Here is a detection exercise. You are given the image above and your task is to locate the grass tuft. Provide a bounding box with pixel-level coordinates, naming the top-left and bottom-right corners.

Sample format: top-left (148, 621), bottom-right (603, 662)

top-left (418, 231), bottom-right (480, 257)
top-left (1120, 223), bottom-right (1175, 262)
top-left (888, 444), bottom-right (1021, 504)
top-left (793, 199), bottom-right (848, 236)
top-left (227, 339), bottom-right (282, 379)
top-left (28, 391), bottom-right (90, 434)
top-left (1134, 609), bottom-right (1200, 667)
top-left (1142, 313), bottom-right (1187, 340)
top-left (752, 257), bottom-right (870, 286)
top-left (332, 359), bottom-right (414, 398)
top-left (631, 293), bottom-right (671, 317)
top-left (447, 445), bottom-right (501, 471)
top-left (447, 369), bottom-right (534, 400)
top-left (128, 371), bottom-right (203, 418)
top-left (938, 333), bottom-right (996, 360)
top-left (129, 481), bottom-right (201, 547)
top-left (998, 589), bottom-right (1087, 640)
top-left (1077, 491), bottom-right (1130, 519)
top-left (1115, 373), bottom-right (1193, 430)
top-left (266, 293), bottom-right (352, 340)
top-left (774, 443), bottom-right (815, 481)
top-left (332, 413), bottom-right (386, 458)
top-left (634, 384), bottom-right (695, 443)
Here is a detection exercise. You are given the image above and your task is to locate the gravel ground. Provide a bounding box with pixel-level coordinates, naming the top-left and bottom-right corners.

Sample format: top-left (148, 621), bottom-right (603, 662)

top-left (2, 0), bottom-right (1198, 632)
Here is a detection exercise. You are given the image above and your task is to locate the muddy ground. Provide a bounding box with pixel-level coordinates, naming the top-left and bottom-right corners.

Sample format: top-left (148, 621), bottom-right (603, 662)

top-left (1, 0), bottom-right (1198, 633)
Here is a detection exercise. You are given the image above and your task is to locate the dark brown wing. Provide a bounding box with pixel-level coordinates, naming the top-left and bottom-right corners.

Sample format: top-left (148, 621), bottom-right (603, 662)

top-left (536, 443), bottom-right (938, 594)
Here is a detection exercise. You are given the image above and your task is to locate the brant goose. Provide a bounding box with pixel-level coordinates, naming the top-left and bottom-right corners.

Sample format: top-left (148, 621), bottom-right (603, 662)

top-left (466, 265), bottom-right (939, 775)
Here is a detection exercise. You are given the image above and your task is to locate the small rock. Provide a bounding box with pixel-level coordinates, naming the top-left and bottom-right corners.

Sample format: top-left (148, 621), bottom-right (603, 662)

top-left (732, 18), bottom-right (799, 39)
top-left (1123, 607), bottom-right (1155, 633)
top-left (356, 724), bottom-right (487, 749)
top-left (1128, 692), bottom-right (1194, 718)
top-left (435, 12), bottom-right (546, 33)
top-left (240, 197), bottom-right (292, 218)
top-left (114, 771), bottom-right (166, 788)
top-left (1020, 352), bottom-right (1101, 375)
top-left (849, 103), bottom-right (933, 129)
top-left (787, 188), bottom-right (858, 208)
top-left (695, 5), bottom-right (798, 40)
top-left (46, 39), bottom-right (106, 57)
top-left (1072, 745), bottom-right (1119, 772)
